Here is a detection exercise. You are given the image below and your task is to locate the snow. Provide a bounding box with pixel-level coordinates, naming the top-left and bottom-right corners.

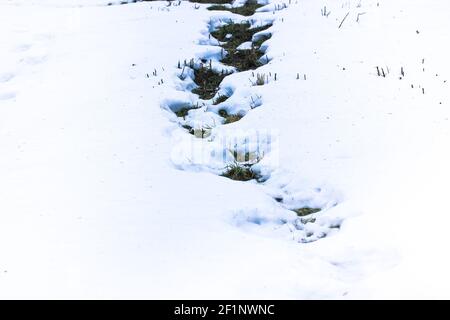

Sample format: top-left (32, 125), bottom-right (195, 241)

top-left (236, 41), bottom-right (253, 50)
top-left (1, 0), bottom-right (450, 299)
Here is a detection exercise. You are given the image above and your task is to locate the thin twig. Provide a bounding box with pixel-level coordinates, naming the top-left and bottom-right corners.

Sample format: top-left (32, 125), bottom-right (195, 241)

top-left (338, 11), bottom-right (350, 28)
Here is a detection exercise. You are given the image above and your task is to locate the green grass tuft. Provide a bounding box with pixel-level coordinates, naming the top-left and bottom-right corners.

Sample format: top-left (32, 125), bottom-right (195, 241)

top-left (211, 23), bottom-right (272, 50)
top-left (211, 22), bottom-right (272, 71)
top-left (222, 48), bottom-right (262, 71)
top-left (213, 95), bottom-right (229, 105)
top-left (255, 73), bottom-right (266, 85)
top-left (192, 66), bottom-right (230, 100)
top-left (222, 162), bottom-right (259, 181)
top-left (293, 207), bottom-right (321, 217)
top-left (174, 104), bottom-right (200, 119)
top-left (218, 109), bottom-right (243, 124)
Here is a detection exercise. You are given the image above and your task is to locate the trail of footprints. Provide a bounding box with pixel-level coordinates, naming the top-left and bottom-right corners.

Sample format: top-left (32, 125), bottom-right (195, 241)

top-left (0, 36), bottom-right (50, 102)
top-left (162, 0), bottom-right (342, 243)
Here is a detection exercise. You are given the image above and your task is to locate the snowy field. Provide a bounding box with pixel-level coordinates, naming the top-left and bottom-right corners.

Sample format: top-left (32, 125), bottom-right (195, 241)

top-left (1, 0), bottom-right (450, 299)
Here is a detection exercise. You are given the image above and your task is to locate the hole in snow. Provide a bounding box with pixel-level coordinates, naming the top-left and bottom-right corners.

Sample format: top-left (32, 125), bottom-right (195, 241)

top-left (192, 64), bottom-right (231, 100)
top-left (211, 21), bottom-right (272, 71)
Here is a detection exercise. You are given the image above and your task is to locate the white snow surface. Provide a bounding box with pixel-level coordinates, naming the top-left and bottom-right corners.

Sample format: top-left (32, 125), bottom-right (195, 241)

top-left (1, 0), bottom-right (450, 299)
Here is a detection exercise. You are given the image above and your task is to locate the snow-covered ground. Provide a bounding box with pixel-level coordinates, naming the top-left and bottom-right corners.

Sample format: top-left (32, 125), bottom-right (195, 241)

top-left (1, 0), bottom-right (450, 299)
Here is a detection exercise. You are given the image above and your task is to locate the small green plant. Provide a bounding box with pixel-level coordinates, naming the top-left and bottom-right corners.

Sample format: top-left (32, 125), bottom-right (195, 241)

top-left (175, 108), bottom-right (190, 119)
top-left (207, 4), bottom-right (229, 12)
top-left (224, 114), bottom-right (242, 124)
top-left (218, 109), bottom-right (243, 124)
top-left (293, 207), bottom-right (321, 217)
top-left (222, 48), bottom-right (262, 71)
top-left (255, 73), bottom-right (266, 85)
top-left (211, 23), bottom-right (272, 51)
top-left (212, 22), bottom-right (249, 48)
top-left (222, 162), bottom-right (259, 181)
top-left (321, 6), bottom-right (331, 17)
top-left (210, 22), bottom-right (272, 70)
top-left (213, 94), bottom-right (229, 105)
top-left (218, 109), bottom-right (228, 117)
top-left (192, 65), bottom-right (230, 100)
top-left (174, 104), bottom-right (200, 119)
top-left (250, 94), bottom-right (262, 109)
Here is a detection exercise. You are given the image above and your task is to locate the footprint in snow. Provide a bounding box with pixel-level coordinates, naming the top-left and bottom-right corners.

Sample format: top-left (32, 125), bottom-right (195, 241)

top-left (0, 92), bottom-right (17, 101)
top-left (20, 54), bottom-right (48, 65)
top-left (0, 73), bottom-right (15, 83)
top-left (14, 44), bottom-right (32, 53)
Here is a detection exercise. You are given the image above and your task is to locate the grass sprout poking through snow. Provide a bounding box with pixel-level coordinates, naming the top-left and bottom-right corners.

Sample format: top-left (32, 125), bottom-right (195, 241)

top-left (254, 73), bottom-right (266, 85)
top-left (222, 162), bottom-right (259, 181)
